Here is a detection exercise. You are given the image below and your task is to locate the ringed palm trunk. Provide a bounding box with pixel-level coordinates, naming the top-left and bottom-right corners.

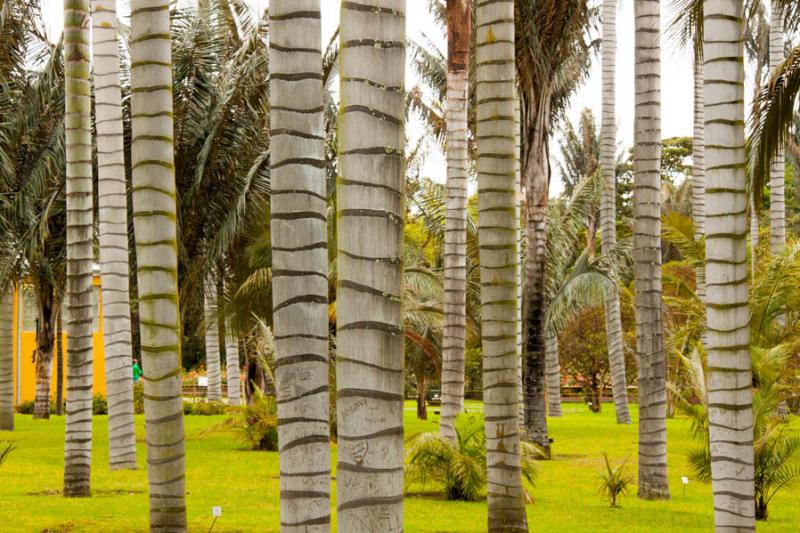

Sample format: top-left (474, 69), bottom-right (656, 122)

top-left (92, 0), bottom-right (137, 471)
top-left (63, 0), bottom-right (94, 498)
top-left (544, 329), bottom-right (562, 417)
top-left (130, 1), bottom-right (187, 530)
top-left (692, 54), bottom-right (706, 307)
top-left (476, 1), bottom-right (528, 530)
top-left (514, 96), bottom-right (524, 427)
top-left (203, 279), bottom-right (221, 402)
top-left (0, 286), bottom-right (13, 430)
top-left (750, 194), bottom-right (758, 276)
top-left (703, 0), bottom-right (756, 528)
top-left (634, 0), bottom-right (669, 501)
top-left (336, 2), bottom-right (406, 530)
top-left (769, 4), bottom-right (785, 254)
top-left (269, 2), bottom-right (331, 530)
top-left (440, 0), bottom-right (471, 443)
top-left (33, 280), bottom-right (57, 419)
top-left (224, 321), bottom-right (241, 406)
top-left (600, 0), bottom-right (631, 425)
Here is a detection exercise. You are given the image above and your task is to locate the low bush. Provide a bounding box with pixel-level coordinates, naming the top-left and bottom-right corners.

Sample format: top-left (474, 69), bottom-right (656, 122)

top-left (183, 401), bottom-right (228, 416)
top-left (201, 389), bottom-right (278, 450)
top-left (92, 394), bottom-right (108, 415)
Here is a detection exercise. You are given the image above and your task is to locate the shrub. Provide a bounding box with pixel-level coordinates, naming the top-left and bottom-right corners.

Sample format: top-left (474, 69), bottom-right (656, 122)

top-left (133, 382), bottom-right (144, 414)
top-left (405, 413), bottom-right (542, 501)
top-left (598, 452), bottom-right (631, 507)
top-left (92, 394), bottom-right (108, 415)
top-left (201, 389), bottom-right (278, 450)
top-left (15, 401), bottom-right (35, 415)
top-left (183, 401), bottom-right (228, 416)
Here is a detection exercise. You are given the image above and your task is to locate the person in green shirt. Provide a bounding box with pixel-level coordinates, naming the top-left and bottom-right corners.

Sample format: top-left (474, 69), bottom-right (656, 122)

top-left (132, 358), bottom-right (143, 384)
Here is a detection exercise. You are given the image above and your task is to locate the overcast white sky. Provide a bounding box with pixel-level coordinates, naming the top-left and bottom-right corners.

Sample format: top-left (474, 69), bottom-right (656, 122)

top-left (42, 0), bottom-right (699, 197)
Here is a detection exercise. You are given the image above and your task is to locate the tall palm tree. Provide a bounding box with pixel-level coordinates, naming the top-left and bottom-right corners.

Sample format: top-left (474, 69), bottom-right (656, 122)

top-left (0, 286), bottom-right (12, 431)
top-left (476, 1), bottom-right (528, 530)
top-left (634, 0), bottom-right (670, 501)
top-left (704, 0), bottom-right (755, 527)
top-left (440, 0), bottom-right (471, 444)
top-left (600, 0), bottom-right (631, 425)
top-left (63, 0), bottom-right (94, 499)
top-left (224, 321), bottom-right (240, 406)
top-left (203, 277), bottom-right (222, 402)
top-left (692, 56), bottom-right (706, 306)
top-left (515, 0), bottom-right (595, 452)
top-left (130, 0), bottom-right (187, 529)
top-left (269, 1), bottom-right (331, 529)
top-left (91, 0), bottom-right (137, 471)
top-left (336, 1), bottom-right (405, 530)
top-left (768, 2), bottom-right (785, 254)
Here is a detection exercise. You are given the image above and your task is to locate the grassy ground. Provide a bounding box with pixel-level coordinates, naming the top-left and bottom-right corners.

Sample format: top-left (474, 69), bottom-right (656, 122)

top-left (0, 401), bottom-right (797, 532)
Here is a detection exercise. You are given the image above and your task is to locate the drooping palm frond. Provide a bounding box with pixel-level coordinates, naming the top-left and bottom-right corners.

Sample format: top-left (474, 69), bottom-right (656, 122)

top-left (662, 211), bottom-right (704, 266)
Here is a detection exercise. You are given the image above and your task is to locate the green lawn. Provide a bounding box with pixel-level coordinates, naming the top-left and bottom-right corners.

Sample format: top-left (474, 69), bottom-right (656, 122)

top-left (0, 402), bottom-right (797, 532)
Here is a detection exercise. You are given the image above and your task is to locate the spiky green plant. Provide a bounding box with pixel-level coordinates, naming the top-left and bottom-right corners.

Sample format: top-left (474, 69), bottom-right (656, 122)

top-left (0, 442), bottom-right (15, 467)
top-left (201, 388), bottom-right (277, 451)
top-left (404, 414), bottom-right (541, 502)
top-left (598, 452), bottom-right (632, 507)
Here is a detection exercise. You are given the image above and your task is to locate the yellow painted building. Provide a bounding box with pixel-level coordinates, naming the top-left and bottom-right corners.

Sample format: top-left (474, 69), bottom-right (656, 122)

top-left (11, 276), bottom-right (107, 404)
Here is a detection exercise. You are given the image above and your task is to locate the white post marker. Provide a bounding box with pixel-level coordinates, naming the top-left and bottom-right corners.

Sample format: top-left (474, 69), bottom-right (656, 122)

top-left (212, 506), bottom-right (222, 517)
top-left (681, 476), bottom-right (689, 497)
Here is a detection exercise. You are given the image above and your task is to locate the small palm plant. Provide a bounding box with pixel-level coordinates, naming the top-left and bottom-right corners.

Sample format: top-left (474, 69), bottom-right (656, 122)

top-left (0, 442), bottom-right (15, 467)
top-left (405, 414), bottom-right (541, 501)
top-left (598, 452), bottom-right (632, 507)
top-left (201, 388), bottom-right (278, 451)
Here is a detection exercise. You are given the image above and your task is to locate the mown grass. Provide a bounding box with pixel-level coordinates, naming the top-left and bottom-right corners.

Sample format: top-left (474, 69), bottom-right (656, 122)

top-left (0, 401), bottom-right (797, 531)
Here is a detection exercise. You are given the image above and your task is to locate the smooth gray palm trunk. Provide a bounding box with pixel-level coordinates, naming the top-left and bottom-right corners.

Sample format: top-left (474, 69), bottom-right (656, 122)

top-left (92, 0), bottom-right (137, 471)
top-left (544, 329), bottom-right (562, 417)
top-left (476, 1), bottom-right (528, 530)
top-left (440, 0), bottom-right (471, 444)
top-left (600, 0), bottom-right (631, 425)
top-left (63, 0), bottom-right (94, 498)
top-left (336, 1), bottom-right (406, 531)
top-left (224, 322), bottom-right (241, 406)
top-left (703, 0), bottom-right (756, 528)
top-left (269, 1), bottom-right (331, 530)
top-left (203, 279), bottom-right (222, 402)
top-left (130, 1), bottom-right (187, 530)
top-left (634, 0), bottom-right (670, 501)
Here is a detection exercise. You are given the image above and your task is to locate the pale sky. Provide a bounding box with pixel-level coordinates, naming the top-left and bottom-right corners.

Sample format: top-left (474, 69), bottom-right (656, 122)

top-left (41, 0), bottom-right (701, 197)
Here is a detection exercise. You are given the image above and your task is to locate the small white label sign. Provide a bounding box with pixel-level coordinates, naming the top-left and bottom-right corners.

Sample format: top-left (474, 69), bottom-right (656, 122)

top-left (212, 506), bottom-right (222, 517)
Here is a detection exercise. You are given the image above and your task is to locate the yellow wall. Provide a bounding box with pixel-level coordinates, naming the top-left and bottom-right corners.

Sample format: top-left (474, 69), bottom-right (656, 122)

top-left (12, 276), bottom-right (106, 404)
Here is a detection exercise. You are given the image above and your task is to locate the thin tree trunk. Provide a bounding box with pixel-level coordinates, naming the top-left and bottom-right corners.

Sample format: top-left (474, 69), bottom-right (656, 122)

top-left (130, 1), bottom-right (187, 529)
top-left (544, 329), bottom-right (562, 417)
top-left (416, 369), bottom-right (428, 421)
top-left (224, 321), bottom-right (241, 407)
top-left (335, 2), bottom-right (405, 530)
top-left (203, 278), bottom-right (221, 402)
top-left (750, 194), bottom-right (758, 276)
top-left (0, 287), bottom-right (13, 430)
top-left (440, 0), bottom-right (471, 444)
top-left (634, 0), bottom-right (670, 501)
top-left (476, 2), bottom-right (528, 530)
top-left (269, 2), bottom-right (332, 529)
top-left (55, 311), bottom-right (63, 416)
top-left (692, 54), bottom-right (707, 354)
top-left (521, 92), bottom-right (550, 455)
top-left (600, 0), bottom-right (631, 425)
top-left (92, 0), bottom-right (137, 470)
top-left (63, 0), bottom-right (94, 498)
top-left (514, 96), bottom-right (524, 429)
top-left (769, 4), bottom-right (785, 254)
top-left (33, 285), bottom-right (56, 420)
top-left (703, 0), bottom-right (756, 528)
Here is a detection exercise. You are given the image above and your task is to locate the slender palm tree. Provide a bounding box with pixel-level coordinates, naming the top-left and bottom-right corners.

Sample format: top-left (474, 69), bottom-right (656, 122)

top-left (130, 0), bottom-right (187, 529)
top-left (335, 1), bottom-right (406, 530)
top-left (600, 0), bottom-right (631, 425)
top-left (440, 0), bottom-right (471, 444)
top-left (769, 2), bottom-right (785, 254)
top-left (63, 0), bottom-right (94, 499)
top-left (476, 0), bottom-right (528, 530)
top-left (91, 0), bottom-right (137, 471)
top-left (269, 1), bottom-right (332, 529)
top-left (544, 331), bottom-right (561, 417)
top-left (0, 286), bottom-right (13, 431)
top-left (224, 321), bottom-right (241, 406)
top-left (634, 0), bottom-right (670, 501)
top-left (203, 277), bottom-right (222, 402)
top-left (704, 0), bottom-right (755, 527)
top-left (692, 56), bottom-right (706, 305)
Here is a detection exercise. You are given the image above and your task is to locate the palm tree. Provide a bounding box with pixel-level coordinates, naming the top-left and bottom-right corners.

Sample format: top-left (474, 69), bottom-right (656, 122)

top-left (0, 286), bottom-right (13, 431)
top-left (633, 0), bottom-right (670, 501)
top-left (440, 0), bottom-right (471, 444)
top-left (515, 0), bottom-right (595, 451)
top-left (130, 0), bottom-right (187, 529)
top-left (703, 0), bottom-right (756, 527)
top-left (91, 0), bottom-right (137, 471)
top-left (203, 277), bottom-right (222, 402)
top-left (476, 1), bottom-right (528, 530)
top-left (600, 0), bottom-right (631, 424)
top-left (768, 2), bottom-right (785, 254)
top-left (62, 0), bottom-right (94, 499)
top-left (224, 320), bottom-right (241, 406)
top-left (268, 1), bottom-right (332, 529)
top-left (335, 1), bottom-right (405, 530)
